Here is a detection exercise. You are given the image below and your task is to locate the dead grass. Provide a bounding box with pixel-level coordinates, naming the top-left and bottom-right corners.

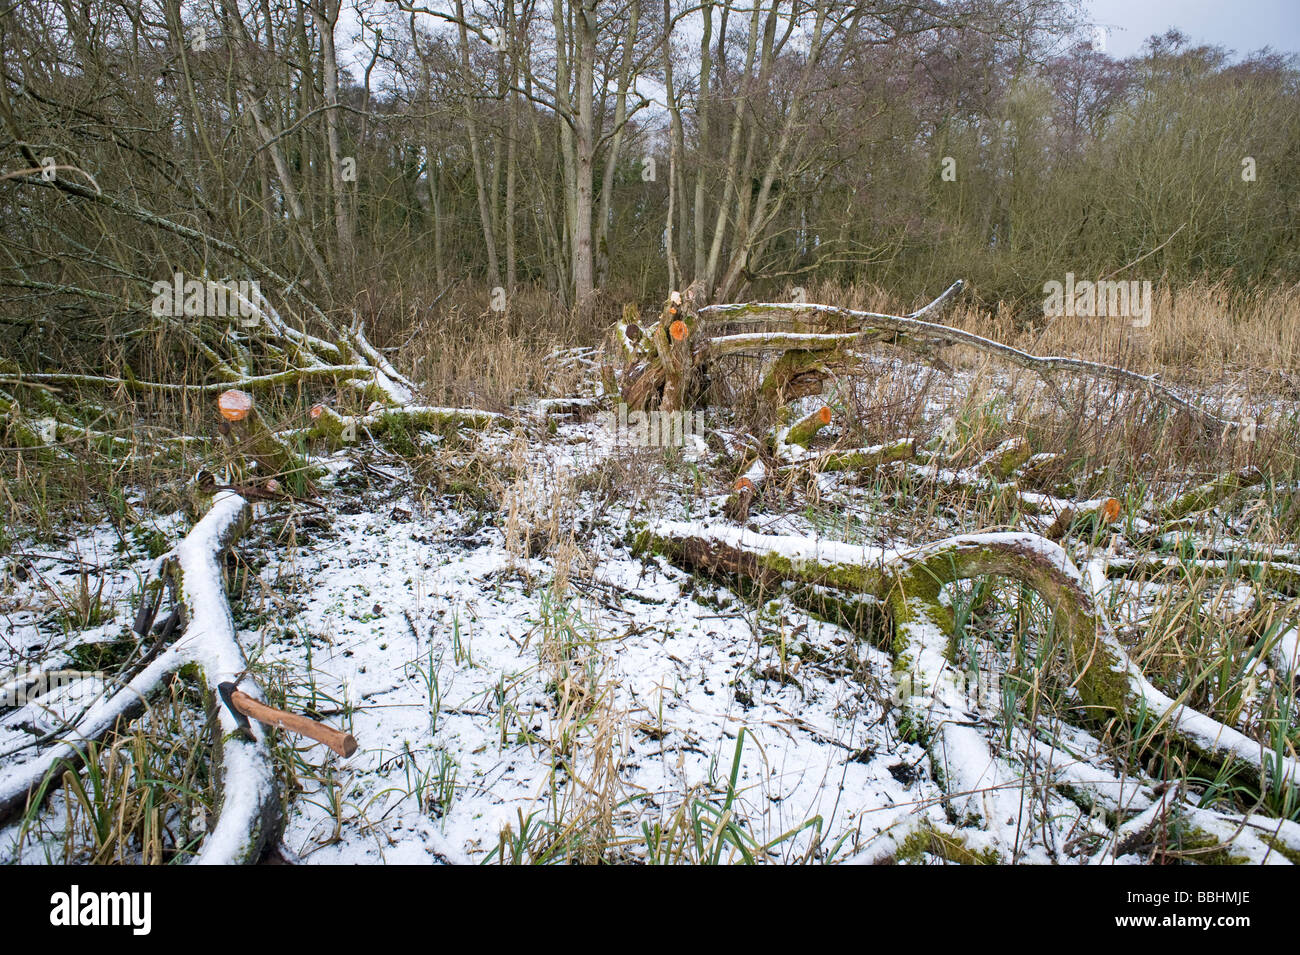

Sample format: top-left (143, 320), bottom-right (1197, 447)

top-left (800, 276), bottom-right (1300, 385)
top-left (14, 674), bottom-right (216, 864)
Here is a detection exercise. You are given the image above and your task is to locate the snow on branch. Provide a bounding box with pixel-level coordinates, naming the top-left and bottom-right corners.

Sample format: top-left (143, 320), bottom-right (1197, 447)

top-left (639, 521), bottom-right (1300, 851)
top-left (0, 492), bottom-right (283, 863)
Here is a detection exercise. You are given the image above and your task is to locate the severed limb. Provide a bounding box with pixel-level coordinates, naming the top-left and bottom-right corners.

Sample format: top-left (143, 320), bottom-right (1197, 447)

top-left (698, 287), bottom-right (1243, 434)
top-left (785, 437), bottom-right (917, 475)
top-left (1100, 554), bottom-right (1300, 598)
top-left (639, 523), bottom-right (1300, 838)
top-left (1150, 468), bottom-right (1264, 526)
top-left (303, 402), bottom-right (509, 449)
top-left (782, 406), bottom-right (833, 451)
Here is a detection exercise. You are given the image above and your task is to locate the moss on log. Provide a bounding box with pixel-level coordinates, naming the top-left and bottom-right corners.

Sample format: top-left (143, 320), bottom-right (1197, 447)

top-left (639, 522), bottom-right (1299, 811)
top-left (784, 406), bottom-right (833, 449)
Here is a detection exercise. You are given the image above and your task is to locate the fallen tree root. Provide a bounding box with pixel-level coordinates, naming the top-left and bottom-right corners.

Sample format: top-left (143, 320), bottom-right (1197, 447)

top-left (638, 522), bottom-right (1300, 839)
top-left (0, 492), bottom-right (284, 863)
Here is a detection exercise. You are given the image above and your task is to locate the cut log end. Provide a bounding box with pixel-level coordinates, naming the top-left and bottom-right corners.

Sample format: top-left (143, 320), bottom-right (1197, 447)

top-left (218, 389), bottom-right (254, 422)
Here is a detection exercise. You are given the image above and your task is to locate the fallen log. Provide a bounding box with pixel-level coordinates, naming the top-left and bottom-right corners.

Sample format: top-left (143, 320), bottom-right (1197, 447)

top-left (638, 522), bottom-right (1300, 831)
top-left (1153, 468), bottom-right (1264, 525)
top-left (303, 402), bottom-right (508, 449)
top-left (698, 289), bottom-right (1244, 434)
top-left (1100, 554), bottom-right (1300, 597)
top-left (785, 437), bottom-right (917, 475)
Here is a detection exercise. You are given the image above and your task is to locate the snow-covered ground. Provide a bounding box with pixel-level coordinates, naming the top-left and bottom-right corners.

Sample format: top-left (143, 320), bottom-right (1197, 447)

top-left (3, 356), bottom-right (1298, 864)
top-left (2, 414), bottom-right (949, 863)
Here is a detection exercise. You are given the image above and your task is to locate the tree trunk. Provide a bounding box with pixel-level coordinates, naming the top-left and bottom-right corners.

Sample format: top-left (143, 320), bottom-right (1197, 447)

top-left (310, 0), bottom-right (353, 267)
top-left (455, 0), bottom-right (502, 288)
top-left (571, 0), bottom-right (598, 314)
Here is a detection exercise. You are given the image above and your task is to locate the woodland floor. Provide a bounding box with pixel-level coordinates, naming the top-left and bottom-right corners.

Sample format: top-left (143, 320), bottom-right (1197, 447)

top-left (3, 348), bottom-right (1298, 864)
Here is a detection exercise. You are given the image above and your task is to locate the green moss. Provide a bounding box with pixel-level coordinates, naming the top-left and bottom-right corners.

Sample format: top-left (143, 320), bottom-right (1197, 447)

top-left (1259, 835), bottom-right (1300, 865)
top-left (131, 526), bottom-right (172, 560)
top-left (1159, 469), bottom-right (1262, 523)
top-left (894, 827), bottom-right (932, 863)
top-left (68, 632), bottom-right (136, 671)
top-left (1174, 825), bottom-right (1252, 865)
top-left (380, 412), bottom-right (418, 458)
top-left (752, 549), bottom-right (883, 595)
top-left (760, 348), bottom-right (842, 401)
top-left (894, 825), bottom-right (1002, 865)
top-left (988, 439), bottom-right (1032, 479)
top-left (817, 439), bottom-right (915, 473)
top-left (895, 710), bottom-right (925, 746)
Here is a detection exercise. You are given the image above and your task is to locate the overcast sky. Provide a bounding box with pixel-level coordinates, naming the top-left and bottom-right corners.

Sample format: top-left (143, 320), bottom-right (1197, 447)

top-left (336, 2), bottom-right (1299, 87)
top-left (1086, 0), bottom-right (1300, 59)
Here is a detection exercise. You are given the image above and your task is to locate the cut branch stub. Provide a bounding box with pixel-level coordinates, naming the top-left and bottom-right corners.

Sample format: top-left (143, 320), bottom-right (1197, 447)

top-left (655, 295), bottom-right (696, 413)
top-left (215, 390), bottom-right (299, 477)
top-left (218, 389), bottom-right (254, 422)
top-left (612, 281), bottom-right (965, 415)
top-left (615, 290), bottom-right (703, 413)
top-left (785, 406), bottom-right (833, 449)
top-left (723, 457), bottom-right (767, 523)
top-left (1045, 497), bottom-right (1122, 541)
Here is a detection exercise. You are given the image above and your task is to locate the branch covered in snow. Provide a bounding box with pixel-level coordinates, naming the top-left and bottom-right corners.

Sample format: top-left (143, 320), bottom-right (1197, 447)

top-left (698, 287), bottom-right (1242, 432)
top-left (172, 492), bottom-right (282, 864)
top-left (0, 492), bottom-right (283, 863)
top-left (639, 521), bottom-right (1300, 850)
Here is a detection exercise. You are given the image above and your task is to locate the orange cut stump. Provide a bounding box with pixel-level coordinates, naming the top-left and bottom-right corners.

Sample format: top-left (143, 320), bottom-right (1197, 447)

top-left (218, 390), bottom-right (254, 422)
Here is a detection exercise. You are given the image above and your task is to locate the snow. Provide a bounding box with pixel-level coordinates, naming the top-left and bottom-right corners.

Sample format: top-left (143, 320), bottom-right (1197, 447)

top-left (3, 353), bottom-right (1298, 864)
top-left (172, 492), bottom-right (279, 865)
top-left (235, 500), bottom-right (931, 862)
top-left (0, 492), bottom-right (278, 864)
top-left (1274, 626), bottom-right (1300, 680)
top-left (0, 647), bottom-right (186, 817)
top-left (649, 519), bottom-right (893, 567)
